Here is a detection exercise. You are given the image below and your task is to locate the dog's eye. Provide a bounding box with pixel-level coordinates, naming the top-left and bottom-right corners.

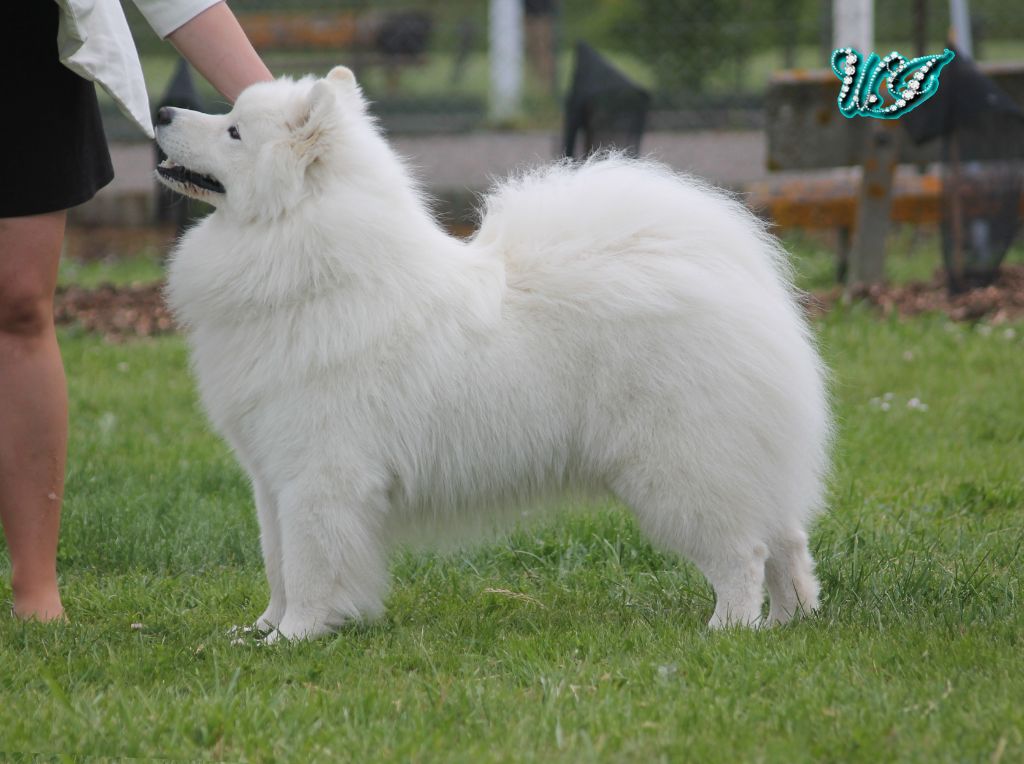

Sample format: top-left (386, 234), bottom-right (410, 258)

top-left (228, 126), bottom-right (241, 140)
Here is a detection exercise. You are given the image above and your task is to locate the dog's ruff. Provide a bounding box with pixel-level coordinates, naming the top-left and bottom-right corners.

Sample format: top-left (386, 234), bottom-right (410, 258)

top-left (157, 68), bottom-right (831, 642)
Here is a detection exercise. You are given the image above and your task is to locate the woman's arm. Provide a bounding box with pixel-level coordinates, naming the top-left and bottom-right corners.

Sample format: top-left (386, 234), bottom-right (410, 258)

top-left (165, 2), bottom-right (273, 103)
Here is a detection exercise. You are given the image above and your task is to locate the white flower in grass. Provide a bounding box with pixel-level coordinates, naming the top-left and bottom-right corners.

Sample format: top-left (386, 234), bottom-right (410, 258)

top-left (976, 324), bottom-right (993, 336)
top-left (902, 350), bottom-right (914, 361)
top-left (907, 398), bottom-right (929, 412)
top-left (130, 622), bottom-right (144, 630)
top-left (98, 411), bottom-right (117, 434)
top-left (230, 638), bottom-right (246, 646)
top-left (1003, 328), bottom-right (1016, 340)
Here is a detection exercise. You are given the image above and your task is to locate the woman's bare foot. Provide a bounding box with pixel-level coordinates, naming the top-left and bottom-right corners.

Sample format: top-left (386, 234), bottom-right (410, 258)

top-left (11, 584), bottom-right (66, 622)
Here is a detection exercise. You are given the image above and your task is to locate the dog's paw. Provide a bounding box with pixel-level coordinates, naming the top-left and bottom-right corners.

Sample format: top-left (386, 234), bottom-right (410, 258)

top-left (262, 614), bottom-right (334, 644)
top-left (254, 604), bottom-right (285, 633)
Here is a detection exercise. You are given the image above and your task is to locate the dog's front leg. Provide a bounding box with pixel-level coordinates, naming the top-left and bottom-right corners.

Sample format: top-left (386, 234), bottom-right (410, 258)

top-left (251, 477), bottom-right (286, 632)
top-left (267, 475), bottom-right (390, 643)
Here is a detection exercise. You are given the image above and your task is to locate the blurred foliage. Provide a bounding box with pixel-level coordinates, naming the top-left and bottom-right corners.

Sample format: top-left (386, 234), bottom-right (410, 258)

top-left (122, 0), bottom-right (1024, 115)
top-left (126, 0), bottom-right (1024, 59)
top-left (559, 0), bottom-right (1024, 97)
top-left (562, 0), bottom-right (819, 92)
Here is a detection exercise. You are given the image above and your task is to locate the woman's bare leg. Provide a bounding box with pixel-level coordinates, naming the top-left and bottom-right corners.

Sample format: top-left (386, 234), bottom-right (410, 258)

top-left (0, 211), bottom-right (67, 621)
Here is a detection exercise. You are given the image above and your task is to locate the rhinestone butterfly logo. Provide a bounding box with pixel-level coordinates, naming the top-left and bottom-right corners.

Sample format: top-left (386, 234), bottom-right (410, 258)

top-left (832, 47), bottom-right (955, 119)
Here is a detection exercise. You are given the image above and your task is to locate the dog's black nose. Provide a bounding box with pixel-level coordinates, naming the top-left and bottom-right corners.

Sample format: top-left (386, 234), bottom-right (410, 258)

top-left (155, 107), bottom-right (174, 127)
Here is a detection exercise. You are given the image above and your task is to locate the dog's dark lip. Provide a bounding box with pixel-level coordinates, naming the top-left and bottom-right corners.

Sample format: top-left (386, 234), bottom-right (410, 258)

top-left (157, 161), bottom-right (226, 194)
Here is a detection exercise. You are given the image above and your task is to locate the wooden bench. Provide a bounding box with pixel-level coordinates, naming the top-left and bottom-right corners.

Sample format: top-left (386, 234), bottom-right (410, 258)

top-left (763, 62), bottom-right (1024, 279)
top-left (765, 62), bottom-right (1024, 172)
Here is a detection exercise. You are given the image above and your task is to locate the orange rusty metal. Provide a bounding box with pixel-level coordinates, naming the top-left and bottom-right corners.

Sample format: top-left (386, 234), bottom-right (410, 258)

top-left (239, 12), bottom-right (359, 50)
top-left (866, 182), bottom-right (888, 198)
top-left (770, 69), bottom-right (833, 85)
top-left (746, 172), bottom-right (1024, 230)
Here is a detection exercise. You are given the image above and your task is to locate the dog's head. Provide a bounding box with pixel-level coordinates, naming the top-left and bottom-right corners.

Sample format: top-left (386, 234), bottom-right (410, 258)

top-left (155, 67), bottom-right (364, 220)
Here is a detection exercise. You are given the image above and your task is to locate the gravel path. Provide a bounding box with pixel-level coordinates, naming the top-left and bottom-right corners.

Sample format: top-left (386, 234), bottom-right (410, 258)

top-left (101, 129), bottom-right (767, 197)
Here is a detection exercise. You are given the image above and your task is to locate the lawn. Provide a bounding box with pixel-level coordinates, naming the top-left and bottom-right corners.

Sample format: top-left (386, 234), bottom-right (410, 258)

top-left (2, 241), bottom-right (1023, 761)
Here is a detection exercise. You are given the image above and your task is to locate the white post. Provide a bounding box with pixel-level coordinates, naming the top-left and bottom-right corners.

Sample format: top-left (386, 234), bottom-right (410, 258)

top-left (833, 0), bottom-right (872, 53)
top-left (489, 0), bottom-right (524, 121)
top-left (949, 0), bottom-right (973, 57)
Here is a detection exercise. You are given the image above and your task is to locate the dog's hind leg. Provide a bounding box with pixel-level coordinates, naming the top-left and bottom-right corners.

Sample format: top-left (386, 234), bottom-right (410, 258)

top-left (612, 471), bottom-right (768, 628)
top-left (268, 476), bottom-right (390, 642)
top-left (764, 529), bottom-right (820, 625)
top-left (694, 539), bottom-right (769, 628)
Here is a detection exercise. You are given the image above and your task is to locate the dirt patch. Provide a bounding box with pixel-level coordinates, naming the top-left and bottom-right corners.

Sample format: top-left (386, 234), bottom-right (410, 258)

top-left (54, 283), bottom-right (175, 343)
top-left (55, 264), bottom-right (1024, 342)
top-left (808, 263), bottom-right (1024, 323)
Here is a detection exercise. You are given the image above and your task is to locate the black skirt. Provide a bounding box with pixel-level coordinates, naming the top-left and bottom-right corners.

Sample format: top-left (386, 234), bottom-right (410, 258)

top-left (0, 2), bottom-right (115, 217)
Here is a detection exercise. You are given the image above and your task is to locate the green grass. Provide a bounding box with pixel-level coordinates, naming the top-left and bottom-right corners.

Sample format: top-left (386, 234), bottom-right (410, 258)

top-left (57, 252), bottom-right (166, 290)
top-left (3, 259), bottom-right (1024, 760)
top-left (787, 227), bottom-right (1024, 292)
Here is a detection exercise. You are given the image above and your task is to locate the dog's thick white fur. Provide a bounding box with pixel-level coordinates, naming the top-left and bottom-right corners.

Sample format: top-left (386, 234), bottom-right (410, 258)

top-left (156, 67), bottom-right (831, 642)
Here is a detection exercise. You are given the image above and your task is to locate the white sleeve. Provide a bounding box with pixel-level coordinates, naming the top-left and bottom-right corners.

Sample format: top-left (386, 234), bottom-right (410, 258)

top-left (132, 0), bottom-right (225, 39)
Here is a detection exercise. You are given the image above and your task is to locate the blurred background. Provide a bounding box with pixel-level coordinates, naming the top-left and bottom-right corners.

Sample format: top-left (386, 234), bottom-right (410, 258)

top-left (112, 0), bottom-right (1024, 133)
top-left (64, 0), bottom-right (1024, 319)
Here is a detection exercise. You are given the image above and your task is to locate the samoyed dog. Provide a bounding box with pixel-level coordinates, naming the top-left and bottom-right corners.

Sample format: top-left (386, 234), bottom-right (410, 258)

top-left (156, 67), bottom-right (830, 642)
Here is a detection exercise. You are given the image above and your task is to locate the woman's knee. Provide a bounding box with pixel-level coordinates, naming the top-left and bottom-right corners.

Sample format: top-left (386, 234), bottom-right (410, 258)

top-left (0, 279), bottom-right (54, 338)
top-left (0, 212), bottom-right (64, 339)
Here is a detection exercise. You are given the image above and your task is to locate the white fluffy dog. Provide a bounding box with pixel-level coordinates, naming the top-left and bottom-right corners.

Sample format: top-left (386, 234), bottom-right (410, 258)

top-left (155, 67), bottom-right (831, 642)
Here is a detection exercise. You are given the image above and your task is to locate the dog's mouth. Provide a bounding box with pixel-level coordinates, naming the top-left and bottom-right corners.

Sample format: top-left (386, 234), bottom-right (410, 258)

top-left (156, 159), bottom-right (226, 195)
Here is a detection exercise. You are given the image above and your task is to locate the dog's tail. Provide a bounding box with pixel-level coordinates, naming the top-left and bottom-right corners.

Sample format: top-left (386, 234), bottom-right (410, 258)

top-left (472, 153), bottom-right (790, 288)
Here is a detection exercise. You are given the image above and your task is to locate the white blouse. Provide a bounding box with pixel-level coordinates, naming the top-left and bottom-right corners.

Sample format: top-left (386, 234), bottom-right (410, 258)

top-left (55, 0), bottom-right (222, 139)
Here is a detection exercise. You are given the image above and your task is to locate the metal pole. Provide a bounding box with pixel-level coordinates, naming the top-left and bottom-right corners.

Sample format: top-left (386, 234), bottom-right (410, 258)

top-left (913, 0), bottom-right (927, 57)
top-left (948, 0), bottom-right (973, 291)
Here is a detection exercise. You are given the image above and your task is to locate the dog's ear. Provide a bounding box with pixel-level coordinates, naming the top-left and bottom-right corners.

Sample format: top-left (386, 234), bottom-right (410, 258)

top-left (291, 80), bottom-right (338, 166)
top-left (326, 65), bottom-right (357, 88)
top-left (325, 65), bottom-right (366, 109)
